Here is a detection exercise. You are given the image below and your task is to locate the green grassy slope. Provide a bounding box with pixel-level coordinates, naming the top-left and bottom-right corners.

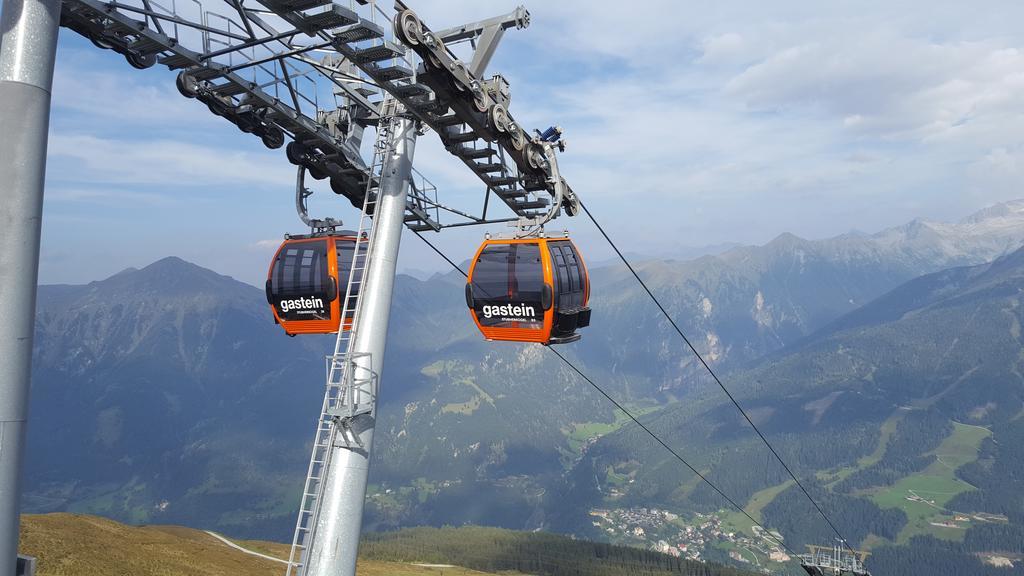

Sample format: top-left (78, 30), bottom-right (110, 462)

top-left (17, 513), bottom-right (508, 576)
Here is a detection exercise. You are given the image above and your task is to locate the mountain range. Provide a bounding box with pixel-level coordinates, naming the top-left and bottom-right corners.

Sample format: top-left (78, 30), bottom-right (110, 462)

top-left (22, 200), bottom-right (1024, 574)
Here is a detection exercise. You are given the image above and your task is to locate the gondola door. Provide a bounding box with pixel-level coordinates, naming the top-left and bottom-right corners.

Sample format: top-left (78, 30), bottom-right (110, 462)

top-left (547, 239), bottom-right (591, 343)
top-left (467, 240), bottom-right (553, 343)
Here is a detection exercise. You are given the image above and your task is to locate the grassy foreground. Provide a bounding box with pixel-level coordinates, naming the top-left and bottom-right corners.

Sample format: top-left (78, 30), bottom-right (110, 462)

top-left (18, 513), bottom-right (506, 576)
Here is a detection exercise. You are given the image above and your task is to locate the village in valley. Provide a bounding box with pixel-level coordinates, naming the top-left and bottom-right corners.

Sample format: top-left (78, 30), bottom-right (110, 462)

top-left (589, 507), bottom-right (790, 571)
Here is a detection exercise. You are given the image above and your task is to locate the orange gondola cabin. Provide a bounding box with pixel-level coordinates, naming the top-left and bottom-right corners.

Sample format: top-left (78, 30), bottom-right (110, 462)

top-left (466, 236), bottom-right (591, 345)
top-left (266, 232), bottom-right (364, 335)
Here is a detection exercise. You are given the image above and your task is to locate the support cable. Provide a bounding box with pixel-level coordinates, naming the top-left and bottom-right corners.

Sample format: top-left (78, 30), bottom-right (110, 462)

top-left (413, 232), bottom-right (801, 559)
top-left (577, 201), bottom-right (856, 554)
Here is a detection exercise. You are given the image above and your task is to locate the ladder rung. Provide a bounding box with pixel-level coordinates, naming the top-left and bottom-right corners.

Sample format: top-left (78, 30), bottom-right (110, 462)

top-left (159, 53), bottom-right (196, 69)
top-left (472, 162), bottom-right (504, 173)
top-left (299, 5), bottom-right (357, 32)
top-left (454, 146), bottom-right (494, 159)
top-left (350, 86), bottom-right (378, 97)
top-left (497, 194), bottom-right (528, 203)
top-left (512, 199), bottom-right (550, 210)
top-left (372, 64), bottom-right (413, 81)
top-left (190, 66), bottom-right (227, 80)
top-left (128, 35), bottom-right (165, 54)
top-left (331, 20), bottom-right (384, 43)
top-left (262, 0), bottom-right (332, 11)
top-left (485, 175), bottom-right (519, 187)
top-left (496, 188), bottom-right (527, 198)
top-left (351, 42), bottom-right (404, 64)
top-left (391, 82), bottom-right (431, 98)
top-left (209, 81), bottom-right (249, 96)
top-left (522, 178), bottom-right (547, 192)
top-left (448, 131), bottom-right (478, 144)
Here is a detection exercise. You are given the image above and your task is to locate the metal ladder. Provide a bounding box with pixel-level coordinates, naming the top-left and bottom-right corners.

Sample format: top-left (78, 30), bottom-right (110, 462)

top-left (284, 105), bottom-right (400, 576)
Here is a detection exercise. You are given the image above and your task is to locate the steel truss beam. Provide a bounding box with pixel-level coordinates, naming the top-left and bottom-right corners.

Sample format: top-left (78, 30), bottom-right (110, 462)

top-left (57, 0), bottom-right (577, 232)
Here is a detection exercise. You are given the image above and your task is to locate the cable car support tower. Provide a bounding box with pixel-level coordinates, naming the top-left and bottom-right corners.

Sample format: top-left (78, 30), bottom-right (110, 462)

top-left (799, 544), bottom-right (872, 576)
top-left (0, 0), bottom-right (578, 574)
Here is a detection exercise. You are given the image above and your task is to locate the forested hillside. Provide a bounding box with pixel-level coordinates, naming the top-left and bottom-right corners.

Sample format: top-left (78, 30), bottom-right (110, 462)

top-left (361, 526), bottom-right (760, 576)
top-left (566, 247), bottom-right (1024, 574)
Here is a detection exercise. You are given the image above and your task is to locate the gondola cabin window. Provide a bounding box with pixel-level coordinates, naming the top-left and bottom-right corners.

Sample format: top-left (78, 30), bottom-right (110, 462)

top-left (471, 243), bottom-right (545, 329)
top-left (271, 241), bottom-right (331, 321)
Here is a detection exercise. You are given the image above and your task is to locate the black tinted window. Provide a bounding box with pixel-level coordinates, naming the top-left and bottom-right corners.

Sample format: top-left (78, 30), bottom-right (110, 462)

top-left (272, 241), bottom-right (328, 296)
top-left (472, 243), bottom-right (544, 301)
top-left (471, 242), bottom-right (545, 328)
top-left (471, 244), bottom-right (512, 300)
top-left (514, 243), bottom-right (544, 301)
top-left (549, 241), bottom-right (585, 310)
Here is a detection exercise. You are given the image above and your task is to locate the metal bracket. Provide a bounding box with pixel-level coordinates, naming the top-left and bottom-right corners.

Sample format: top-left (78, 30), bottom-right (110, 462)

top-left (295, 166), bottom-right (344, 231)
top-left (17, 555), bottom-right (37, 576)
top-left (433, 6), bottom-right (530, 77)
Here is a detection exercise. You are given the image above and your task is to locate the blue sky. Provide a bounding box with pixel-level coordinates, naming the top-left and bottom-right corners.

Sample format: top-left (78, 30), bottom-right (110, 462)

top-left (35, 0), bottom-right (1024, 286)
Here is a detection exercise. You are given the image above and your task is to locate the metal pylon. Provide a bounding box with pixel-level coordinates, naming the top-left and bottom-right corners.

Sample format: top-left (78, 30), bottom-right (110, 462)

top-left (799, 544), bottom-right (872, 576)
top-left (285, 103), bottom-right (406, 576)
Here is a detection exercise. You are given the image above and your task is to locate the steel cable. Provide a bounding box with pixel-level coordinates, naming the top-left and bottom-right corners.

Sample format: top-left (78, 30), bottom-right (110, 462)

top-left (578, 201), bottom-right (856, 555)
top-left (413, 231), bottom-right (802, 559)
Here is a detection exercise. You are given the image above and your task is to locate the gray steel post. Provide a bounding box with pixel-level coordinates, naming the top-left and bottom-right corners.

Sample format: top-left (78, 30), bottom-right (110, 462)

top-left (0, 0), bottom-right (61, 571)
top-left (305, 116), bottom-right (417, 576)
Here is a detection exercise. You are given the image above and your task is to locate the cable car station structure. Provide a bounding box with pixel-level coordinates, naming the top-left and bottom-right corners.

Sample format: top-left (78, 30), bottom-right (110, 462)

top-left (0, 0), bottom-right (582, 574)
top-left (799, 544), bottom-right (872, 576)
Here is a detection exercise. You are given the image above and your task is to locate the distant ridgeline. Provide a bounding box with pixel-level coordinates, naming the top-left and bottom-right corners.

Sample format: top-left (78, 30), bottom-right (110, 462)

top-left (22, 201), bottom-right (1024, 576)
top-left (360, 526), bottom-right (759, 576)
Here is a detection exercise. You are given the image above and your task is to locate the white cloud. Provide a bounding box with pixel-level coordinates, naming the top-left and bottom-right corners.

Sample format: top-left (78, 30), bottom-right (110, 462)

top-left (52, 50), bottom-right (218, 131)
top-left (723, 33), bottom-right (1024, 143)
top-left (45, 187), bottom-right (173, 205)
top-left (47, 133), bottom-right (292, 188)
top-left (699, 33), bottom-right (749, 66)
top-left (37, 0), bottom-right (1024, 282)
top-left (250, 239), bottom-right (282, 250)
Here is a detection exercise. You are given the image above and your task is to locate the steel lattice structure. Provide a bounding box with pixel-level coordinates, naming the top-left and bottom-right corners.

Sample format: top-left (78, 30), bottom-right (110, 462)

top-left (59, 0), bottom-right (576, 230)
top-left (799, 544), bottom-right (872, 576)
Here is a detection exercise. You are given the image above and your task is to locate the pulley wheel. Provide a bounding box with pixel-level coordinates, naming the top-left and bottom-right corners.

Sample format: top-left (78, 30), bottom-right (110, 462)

top-left (526, 144), bottom-right (545, 169)
top-left (473, 93), bottom-right (489, 114)
top-left (506, 125), bottom-right (527, 151)
top-left (176, 71), bottom-right (198, 98)
top-left (234, 111), bottom-right (257, 133)
top-left (489, 105), bottom-right (510, 133)
top-left (261, 126), bottom-right (285, 150)
top-left (425, 33), bottom-right (445, 68)
top-left (206, 98), bottom-right (226, 117)
top-left (395, 11), bottom-right (422, 46)
top-left (285, 141), bottom-right (307, 165)
top-left (451, 61), bottom-right (470, 92)
top-left (126, 51), bottom-right (156, 70)
top-left (89, 34), bottom-right (114, 50)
